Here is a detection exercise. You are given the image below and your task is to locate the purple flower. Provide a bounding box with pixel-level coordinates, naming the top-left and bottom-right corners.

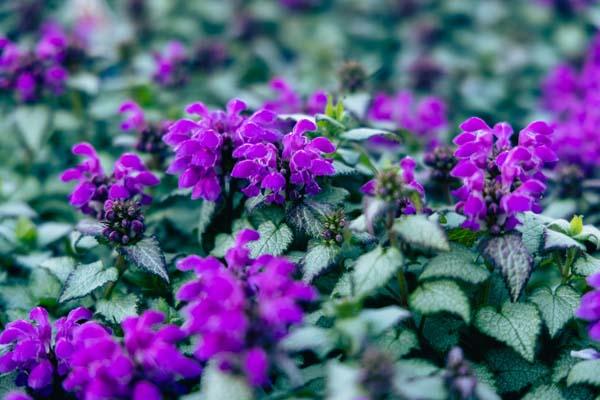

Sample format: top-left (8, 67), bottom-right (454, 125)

top-left (63, 310), bottom-right (201, 400)
top-left (61, 143), bottom-right (159, 217)
top-left (176, 229), bottom-right (316, 386)
top-left (450, 117), bottom-right (557, 232)
top-left (5, 392), bottom-right (33, 400)
top-left (153, 41), bottom-right (188, 87)
top-left (576, 273), bottom-right (600, 341)
top-left (232, 119), bottom-right (335, 204)
top-left (36, 23), bottom-right (68, 62)
top-left (119, 100), bottom-right (172, 160)
top-left (0, 307), bottom-right (91, 391)
top-left (262, 77), bottom-right (327, 116)
top-left (368, 91), bottom-right (447, 146)
top-left (119, 100), bottom-right (147, 132)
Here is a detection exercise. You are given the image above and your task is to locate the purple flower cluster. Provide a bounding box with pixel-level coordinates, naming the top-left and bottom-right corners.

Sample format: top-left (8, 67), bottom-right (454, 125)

top-left (576, 273), bottom-right (600, 341)
top-left (61, 142), bottom-right (159, 218)
top-left (0, 307), bottom-right (91, 392)
top-left (119, 100), bottom-right (172, 161)
top-left (262, 77), bottom-right (327, 116)
top-left (63, 310), bottom-right (201, 400)
top-left (361, 156), bottom-right (425, 215)
top-left (164, 98), bottom-right (335, 203)
top-left (153, 41), bottom-right (188, 87)
top-left (0, 23), bottom-right (74, 102)
top-left (450, 117), bottom-right (557, 232)
top-left (176, 229), bottom-right (316, 386)
top-left (542, 33), bottom-right (600, 170)
top-left (368, 91), bottom-right (447, 146)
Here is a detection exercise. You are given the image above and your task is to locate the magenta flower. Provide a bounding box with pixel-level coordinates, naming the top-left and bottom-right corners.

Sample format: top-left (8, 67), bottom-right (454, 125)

top-left (60, 143), bottom-right (159, 217)
top-left (450, 117), bottom-right (557, 233)
top-left (262, 77), bottom-right (327, 116)
top-left (63, 310), bottom-right (201, 400)
top-left (177, 229), bottom-right (316, 386)
top-left (119, 100), bottom-right (147, 132)
top-left (153, 41), bottom-right (188, 87)
top-left (368, 91), bottom-right (447, 146)
top-left (119, 100), bottom-right (172, 160)
top-left (576, 273), bottom-right (600, 341)
top-left (0, 307), bottom-right (91, 391)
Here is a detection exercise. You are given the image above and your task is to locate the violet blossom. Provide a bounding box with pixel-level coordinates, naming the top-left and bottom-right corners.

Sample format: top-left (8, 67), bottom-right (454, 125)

top-left (576, 272), bottom-right (600, 341)
top-left (60, 142), bottom-right (159, 218)
top-left (63, 310), bottom-right (201, 400)
top-left (153, 41), bottom-right (188, 87)
top-left (119, 100), bottom-right (171, 162)
top-left (262, 77), bottom-right (327, 116)
top-left (450, 117), bottom-right (557, 233)
top-left (176, 229), bottom-right (316, 386)
top-left (0, 307), bottom-right (92, 392)
top-left (368, 91), bottom-right (447, 146)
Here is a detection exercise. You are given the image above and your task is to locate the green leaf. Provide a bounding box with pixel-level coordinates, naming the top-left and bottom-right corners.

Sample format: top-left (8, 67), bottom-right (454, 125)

top-left (0, 372), bottom-right (19, 397)
top-left (302, 244), bottom-right (340, 282)
top-left (567, 360), bottom-right (600, 387)
top-left (96, 292), bottom-right (139, 324)
top-left (281, 326), bottom-right (335, 358)
top-left (394, 215), bottom-right (450, 252)
top-left (76, 219), bottom-right (105, 237)
top-left (570, 215), bottom-right (584, 236)
top-left (0, 202), bottom-right (36, 218)
top-left (37, 222), bottom-right (72, 247)
top-left (14, 105), bottom-right (50, 151)
top-left (482, 234), bottom-right (533, 301)
top-left (517, 212), bottom-right (545, 255)
top-left (359, 306), bottom-right (410, 335)
top-left (340, 128), bottom-right (391, 141)
top-left (522, 384), bottom-right (564, 400)
top-left (486, 348), bottom-right (548, 393)
top-left (573, 254), bottom-right (600, 276)
top-left (326, 361), bottom-right (362, 400)
top-left (475, 302), bottom-right (541, 362)
top-left (530, 285), bottom-right (579, 337)
top-left (211, 233), bottom-right (235, 258)
top-left (200, 361), bottom-right (253, 400)
top-left (59, 261), bottom-right (118, 303)
top-left (119, 236), bottom-right (169, 282)
top-left (352, 246), bottom-right (403, 297)
top-left (545, 229), bottom-right (586, 251)
top-left (248, 221), bottom-right (293, 258)
top-left (552, 351), bottom-right (577, 383)
top-left (374, 329), bottom-right (419, 359)
top-left (197, 200), bottom-right (216, 244)
top-left (410, 280), bottom-right (471, 323)
top-left (422, 315), bottom-right (462, 352)
top-left (40, 256), bottom-right (75, 284)
top-left (286, 202), bottom-right (324, 237)
top-left (419, 246), bottom-right (489, 284)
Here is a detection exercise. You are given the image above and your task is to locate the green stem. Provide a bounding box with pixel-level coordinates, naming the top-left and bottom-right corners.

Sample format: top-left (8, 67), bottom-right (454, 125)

top-left (104, 254), bottom-right (128, 299)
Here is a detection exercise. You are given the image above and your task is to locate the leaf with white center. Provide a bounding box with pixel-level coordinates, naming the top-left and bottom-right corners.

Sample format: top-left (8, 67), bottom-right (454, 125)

top-left (517, 212), bottom-right (545, 255)
top-left (248, 221), bottom-right (293, 258)
top-left (394, 215), bottom-right (450, 252)
top-left (14, 105), bottom-right (50, 152)
top-left (530, 285), bottom-right (579, 337)
top-left (281, 326), bottom-right (336, 358)
top-left (486, 348), bottom-right (548, 393)
top-left (302, 244), bottom-right (340, 282)
top-left (0, 202), bottom-right (36, 218)
top-left (37, 222), bottom-right (72, 247)
top-left (76, 219), bottom-right (105, 237)
top-left (96, 292), bottom-right (139, 324)
top-left (340, 128), bottom-right (391, 141)
top-left (482, 234), bottom-right (533, 301)
top-left (40, 257), bottom-right (75, 284)
top-left (419, 246), bottom-right (489, 284)
top-left (59, 261), bottom-right (118, 303)
top-left (567, 360), bottom-right (600, 387)
top-left (326, 361), bottom-right (362, 400)
top-left (545, 229), bottom-right (586, 251)
top-left (201, 361), bottom-right (253, 400)
top-left (352, 246), bottom-right (403, 297)
top-left (475, 302), bottom-right (541, 362)
top-left (197, 200), bottom-right (216, 243)
top-left (573, 254), bottom-right (600, 276)
top-left (211, 233), bottom-right (234, 258)
top-left (118, 236), bottom-right (169, 282)
top-left (522, 384), bottom-right (565, 400)
top-left (359, 306), bottom-right (410, 335)
top-left (410, 280), bottom-right (471, 323)
top-left (374, 329), bottom-right (419, 359)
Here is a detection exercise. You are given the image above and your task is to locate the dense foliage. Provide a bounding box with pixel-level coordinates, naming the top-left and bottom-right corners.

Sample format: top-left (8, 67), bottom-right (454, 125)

top-left (1, 1), bottom-right (600, 399)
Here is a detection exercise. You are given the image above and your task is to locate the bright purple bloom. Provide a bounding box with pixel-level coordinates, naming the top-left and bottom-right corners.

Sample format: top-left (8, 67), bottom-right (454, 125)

top-left (36, 23), bottom-right (69, 62)
top-left (5, 392), bottom-right (33, 400)
top-left (542, 33), bottom-right (600, 170)
top-left (0, 307), bottom-right (91, 391)
top-left (177, 229), bottom-right (316, 386)
top-left (119, 100), bottom-right (147, 132)
top-left (450, 117), bottom-right (557, 232)
top-left (153, 41), bottom-right (188, 87)
top-left (232, 119), bottom-right (335, 204)
top-left (63, 310), bottom-right (201, 400)
top-left (119, 100), bottom-right (172, 160)
top-left (576, 273), bottom-right (600, 341)
top-left (262, 77), bottom-right (327, 116)
top-left (60, 143), bottom-right (159, 217)
top-left (368, 91), bottom-right (447, 146)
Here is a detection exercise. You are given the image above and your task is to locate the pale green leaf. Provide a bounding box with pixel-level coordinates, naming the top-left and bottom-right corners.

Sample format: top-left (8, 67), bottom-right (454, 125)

top-left (530, 285), bottom-right (579, 337)
top-left (248, 221), bottom-right (293, 258)
top-left (302, 244), bottom-right (340, 282)
top-left (201, 361), bottom-right (254, 400)
top-left (573, 254), bottom-right (600, 277)
top-left (119, 236), bottom-right (169, 282)
top-left (59, 261), bottom-right (118, 303)
top-left (419, 246), bottom-right (489, 284)
top-left (352, 246), bottom-right (403, 297)
top-left (522, 384), bottom-right (564, 400)
top-left (96, 292), bottom-right (139, 324)
top-left (40, 257), bottom-right (75, 284)
top-left (394, 215), bottom-right (450, 252)
top-left (567, 360), bottom-right (600, 387)
top-left (410, 280), bottom-right (470, 322)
